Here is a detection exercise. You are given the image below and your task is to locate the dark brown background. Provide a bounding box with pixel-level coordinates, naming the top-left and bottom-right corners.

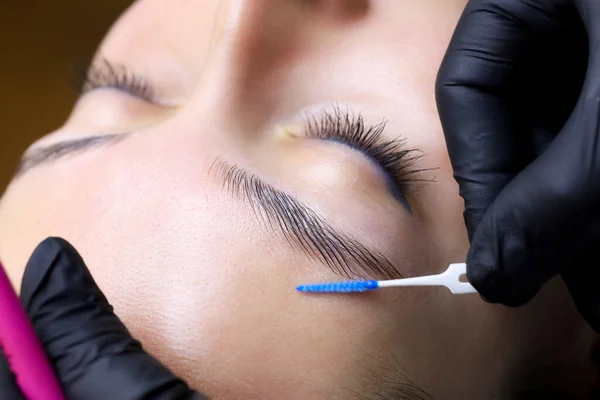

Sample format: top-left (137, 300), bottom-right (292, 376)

top-left (0, 1), bottom-right (132, 191)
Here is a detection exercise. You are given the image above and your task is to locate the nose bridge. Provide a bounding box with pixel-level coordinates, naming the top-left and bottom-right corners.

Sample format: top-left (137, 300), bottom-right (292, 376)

top-left (191, 0), bottom-right (310, 123)
top-left (157, 1), bottom-right (316, 172)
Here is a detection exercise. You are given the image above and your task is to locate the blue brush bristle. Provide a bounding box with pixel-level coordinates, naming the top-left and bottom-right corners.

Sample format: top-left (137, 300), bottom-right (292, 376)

top-left (296, 280), bottom-right (379, 293)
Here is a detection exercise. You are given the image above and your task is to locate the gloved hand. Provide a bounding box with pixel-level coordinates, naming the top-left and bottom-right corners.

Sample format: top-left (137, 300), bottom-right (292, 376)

top-left (0, 237), bottom-right (209, 400)
top-left (435, 0), bottom-right (600, 330)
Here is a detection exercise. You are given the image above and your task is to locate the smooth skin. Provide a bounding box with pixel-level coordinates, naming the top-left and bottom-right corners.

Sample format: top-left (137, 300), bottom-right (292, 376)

top-left (0, 1), bottom-right (596, 398)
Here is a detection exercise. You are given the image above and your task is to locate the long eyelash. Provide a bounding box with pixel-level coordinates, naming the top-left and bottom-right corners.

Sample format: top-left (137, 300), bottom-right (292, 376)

top-left (304, 105), bottom-right (433, 193)
top-left (70, 57), bottom-right (153, 101)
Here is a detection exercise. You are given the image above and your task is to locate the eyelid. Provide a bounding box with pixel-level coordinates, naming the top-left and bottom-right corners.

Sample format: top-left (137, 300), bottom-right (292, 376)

top-left (301, 105), bottom-right (432, 209)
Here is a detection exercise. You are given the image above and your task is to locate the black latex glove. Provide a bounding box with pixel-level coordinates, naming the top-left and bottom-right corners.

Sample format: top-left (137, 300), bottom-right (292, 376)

top-left (0, 237), bottom-right (209, 400)
top-left (435, 0), bottom-right (600, 329)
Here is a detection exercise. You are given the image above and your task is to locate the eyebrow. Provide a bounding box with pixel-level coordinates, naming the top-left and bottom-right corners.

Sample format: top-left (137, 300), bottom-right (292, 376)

top-left (14, 134), bottom-right (126, 178)
top-left (210, 158), bottom-right (404, 280)
top-left (14, 137), bottom-right (405, 279)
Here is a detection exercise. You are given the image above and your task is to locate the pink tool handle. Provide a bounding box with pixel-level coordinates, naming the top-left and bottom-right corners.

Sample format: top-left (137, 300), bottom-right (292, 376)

top-left (0, 261), bottom-right (65, 400)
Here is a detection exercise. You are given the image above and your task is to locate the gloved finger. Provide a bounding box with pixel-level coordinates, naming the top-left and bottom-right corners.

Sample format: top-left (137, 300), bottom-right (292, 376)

top-left (574, 0), bottom-right (600, 40)
top-left (466, 57), bottom-right (600, 306)
top-left (22, 238), bottom-right (207, 400)
top-left (435, 0), bottom-right (583, 240)
top-left (557, 0), bottom-right (600, 330)
top-left (0, 351), bottom-right (26, 400)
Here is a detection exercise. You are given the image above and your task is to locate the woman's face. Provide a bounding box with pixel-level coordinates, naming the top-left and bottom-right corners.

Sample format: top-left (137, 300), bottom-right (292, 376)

top-left (0, 1), bottom-right (595, 398)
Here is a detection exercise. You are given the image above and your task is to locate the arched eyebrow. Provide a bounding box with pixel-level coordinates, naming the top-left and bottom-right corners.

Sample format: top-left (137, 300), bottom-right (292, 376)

top-left (210, 158), bottom-right (405, 280)
top-left (13, 136), bottom-right (405, 280)
top-left (13, 133), bottom-right (127, 179)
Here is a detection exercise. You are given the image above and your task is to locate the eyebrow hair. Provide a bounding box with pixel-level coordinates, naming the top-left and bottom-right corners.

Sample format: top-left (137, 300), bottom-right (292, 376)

top-left (14, 134), bottom-right (126, 178)
top-left (14, 137), bottom-right (405, 279)
top-left (210, 158), bottom-right (404, 280)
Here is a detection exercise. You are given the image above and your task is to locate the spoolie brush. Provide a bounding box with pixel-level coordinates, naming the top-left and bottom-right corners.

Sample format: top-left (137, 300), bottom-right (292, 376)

top-left (296, 263), bottom-right (476, 295)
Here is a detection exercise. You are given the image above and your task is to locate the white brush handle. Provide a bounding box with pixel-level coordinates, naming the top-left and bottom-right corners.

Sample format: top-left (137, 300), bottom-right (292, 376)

top-left (376, 263), bottom-right (477, 294)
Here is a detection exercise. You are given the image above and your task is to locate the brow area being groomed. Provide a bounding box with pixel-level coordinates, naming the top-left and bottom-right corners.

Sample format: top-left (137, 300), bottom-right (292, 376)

top-left (209, 158), bottom-right (405, 280)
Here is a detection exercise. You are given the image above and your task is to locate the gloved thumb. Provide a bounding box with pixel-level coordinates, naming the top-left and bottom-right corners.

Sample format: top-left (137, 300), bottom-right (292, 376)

top-left (22, 237), bottom-right (208, 400)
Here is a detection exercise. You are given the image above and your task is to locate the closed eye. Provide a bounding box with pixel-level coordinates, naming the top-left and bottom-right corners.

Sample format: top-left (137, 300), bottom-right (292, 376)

top-left (74, 57), bottom-right (155, 103)
top-left (303, 105), bottom-right (434, 211)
